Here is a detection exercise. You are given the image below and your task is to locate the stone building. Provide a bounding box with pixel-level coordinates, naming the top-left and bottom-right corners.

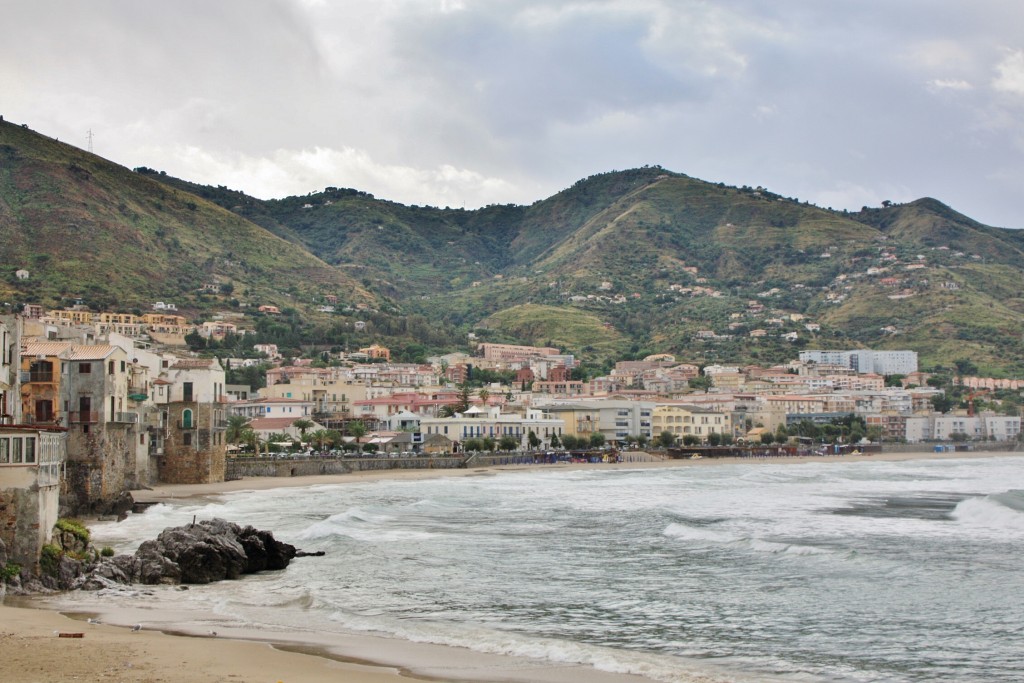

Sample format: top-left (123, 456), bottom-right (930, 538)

top-left (154, 359), bottom-right (227, 485)
top-left (0, 316), bottom-right (68, 570)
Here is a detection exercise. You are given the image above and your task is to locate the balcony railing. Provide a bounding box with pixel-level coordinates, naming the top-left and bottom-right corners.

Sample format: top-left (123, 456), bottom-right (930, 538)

top-left (22, 414), bottom-right (59, 426)
top-left (111, 412), bottom-right (139, 424)
top-left (68, 411), bottom-right (99, 424)
top-left (20, 371), bottom-right (55, 383)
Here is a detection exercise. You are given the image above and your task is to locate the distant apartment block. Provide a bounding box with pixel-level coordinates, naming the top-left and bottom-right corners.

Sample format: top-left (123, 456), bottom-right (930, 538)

top-left (478, 343), bottom-right (562, 363)
top-left (799, 349), bottom-right (918, 375)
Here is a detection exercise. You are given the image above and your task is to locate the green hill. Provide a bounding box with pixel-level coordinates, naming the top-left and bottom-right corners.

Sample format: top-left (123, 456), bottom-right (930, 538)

top-left (0, 120), bottom-right (374, 314)
top-left (4, 117), bottom-right (1024, 373)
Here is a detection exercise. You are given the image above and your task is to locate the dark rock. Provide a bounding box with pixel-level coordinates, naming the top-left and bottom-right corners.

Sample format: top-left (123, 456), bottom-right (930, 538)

top-left (295, 550), bottom-right (326, 557)
top-left (79, 518), bottom-right (295, 588)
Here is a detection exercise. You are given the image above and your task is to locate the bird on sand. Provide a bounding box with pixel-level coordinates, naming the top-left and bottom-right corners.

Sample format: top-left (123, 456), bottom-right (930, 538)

top-left (130, 624), bottom-right (142, 632)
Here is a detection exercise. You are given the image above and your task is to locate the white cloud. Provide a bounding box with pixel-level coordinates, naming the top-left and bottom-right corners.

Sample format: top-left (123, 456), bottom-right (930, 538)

top-left (141, 144), bottom-right (525, 209)
top-left (992, 49), bottom-right (1024, 95)
top-left (3, 0), bottom-right (1024, 227)
top-left (928, 79), bottom-right (973, 91)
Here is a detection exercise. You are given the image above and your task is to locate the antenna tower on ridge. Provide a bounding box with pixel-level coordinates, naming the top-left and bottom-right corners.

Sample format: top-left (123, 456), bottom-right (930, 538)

top-left (87, 129), bottom-right (94, 153)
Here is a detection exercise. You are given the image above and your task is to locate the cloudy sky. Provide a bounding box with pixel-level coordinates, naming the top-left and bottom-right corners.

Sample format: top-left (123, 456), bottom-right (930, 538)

top-left (3, 1), bottom-right (1023, 227)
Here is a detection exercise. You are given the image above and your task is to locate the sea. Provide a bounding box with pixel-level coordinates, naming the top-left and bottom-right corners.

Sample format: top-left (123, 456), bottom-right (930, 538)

top-left (61, 455), bottom-right (1024, 682)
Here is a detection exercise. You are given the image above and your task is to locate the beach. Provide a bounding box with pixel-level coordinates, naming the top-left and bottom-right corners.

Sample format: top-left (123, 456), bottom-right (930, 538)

top-left (3, 449), bottom-right (1021, 683)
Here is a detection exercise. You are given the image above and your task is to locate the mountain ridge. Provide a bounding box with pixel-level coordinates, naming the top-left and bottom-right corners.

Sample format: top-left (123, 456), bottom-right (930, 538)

top-left (2, 118), bottom-right (1023, 373)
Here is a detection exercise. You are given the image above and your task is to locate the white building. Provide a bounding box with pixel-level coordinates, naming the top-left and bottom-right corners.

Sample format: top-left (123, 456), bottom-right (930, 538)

top-left (419, 406), bottom-right (565, 449)
top-left (799, 349), bottom-right (918, 375)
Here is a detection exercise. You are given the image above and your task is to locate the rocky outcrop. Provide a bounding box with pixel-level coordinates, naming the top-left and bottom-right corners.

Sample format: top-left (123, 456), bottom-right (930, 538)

top-left (80, 518), bottom-right (297, 589)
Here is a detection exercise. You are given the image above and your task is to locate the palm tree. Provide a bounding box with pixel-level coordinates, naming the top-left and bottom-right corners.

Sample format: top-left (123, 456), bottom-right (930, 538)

top-left (308, 429), bottom-right (331, 451)
top-left (226, 415), bottom-right (251, 447)
top-left (347, 420), bottom-right (367, 451)
top-left (239, 426), bottom-right (261, 455)
top-left (292, 418), bottom-right (314, 441)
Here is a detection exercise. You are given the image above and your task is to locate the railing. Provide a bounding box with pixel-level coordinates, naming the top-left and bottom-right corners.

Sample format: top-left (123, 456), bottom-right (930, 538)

top-left (20, 371), bottom-right (54, 383)
top-left (22, 414), bottom-right (59, 426)
top-left (111, 412), bottom-right (139, 424)
top-left (68, 411), bottom-right (99, 424)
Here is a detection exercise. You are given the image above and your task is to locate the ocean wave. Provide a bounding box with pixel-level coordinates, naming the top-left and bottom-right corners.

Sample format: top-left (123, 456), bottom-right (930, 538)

top-left (325, 609), bottom-right (759, 683)
top-left (294, 506), bottom-right (437, 542)
top-left (664, 523), bottom-right (836, 558)
top-left (951, 490), bottom-right (1024, 532)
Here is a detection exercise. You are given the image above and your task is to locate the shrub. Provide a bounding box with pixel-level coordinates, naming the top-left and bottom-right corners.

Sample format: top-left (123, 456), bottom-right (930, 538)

top-left (39, 544), bottom-right (63, 576)
top-left (55, 518), bottom-right (90, 544)
top-left (100, 546), bottom-right (115, 557)
top-left (1, 562), bottom-right (21, 583)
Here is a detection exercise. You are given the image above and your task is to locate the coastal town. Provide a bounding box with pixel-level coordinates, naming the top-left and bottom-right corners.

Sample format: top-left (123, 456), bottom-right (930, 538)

top-left (1, 303), bottom-right (1021, 577)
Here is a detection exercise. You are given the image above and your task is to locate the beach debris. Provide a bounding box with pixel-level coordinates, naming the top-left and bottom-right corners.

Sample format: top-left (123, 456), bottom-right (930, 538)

top-left (87, 617), bottom-right (101, 624)
top-left (57, 632), bottom-right (85, 638)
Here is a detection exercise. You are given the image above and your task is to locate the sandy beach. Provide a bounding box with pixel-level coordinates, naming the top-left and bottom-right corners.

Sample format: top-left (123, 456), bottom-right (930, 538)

top-left (130, 448), bottom-right (1020, 504)
top-left (3, 449), bottom-right (1020, 683)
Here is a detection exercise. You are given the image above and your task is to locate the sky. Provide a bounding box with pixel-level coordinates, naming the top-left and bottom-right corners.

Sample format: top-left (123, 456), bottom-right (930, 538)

top-left (2, 1), bottom-right (1023, 228)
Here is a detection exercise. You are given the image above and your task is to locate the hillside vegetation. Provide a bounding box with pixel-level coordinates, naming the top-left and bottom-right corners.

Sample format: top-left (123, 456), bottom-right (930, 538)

top-left (0, 120), bottom-right (373, 313)
top-left (3, 118), bottom-right (1024, 373)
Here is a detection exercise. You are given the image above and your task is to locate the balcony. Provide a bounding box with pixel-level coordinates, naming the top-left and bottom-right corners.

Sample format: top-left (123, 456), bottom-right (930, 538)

top-left (68, 411), bottom-right (99, 424)
top-left (111, 412), bottom-right (139, 424)
top-left (20, 371), bottom-right (55, 383)
top-left (22, 414), bottom-right (59, 426)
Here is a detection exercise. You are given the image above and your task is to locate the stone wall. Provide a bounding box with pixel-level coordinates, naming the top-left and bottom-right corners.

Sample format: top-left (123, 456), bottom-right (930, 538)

top-left (63, 424), bottom-right (136, 516)
top-left (160, 402), bottom-right (226, 484)
top-left (226, 455), bottom-right (464, 479)
top-left (0, 481), bottom-right (59, 570)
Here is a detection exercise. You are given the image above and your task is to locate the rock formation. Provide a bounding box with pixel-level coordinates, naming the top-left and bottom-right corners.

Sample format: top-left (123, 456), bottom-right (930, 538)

top-left (80, 518), bottom-right (297, 589)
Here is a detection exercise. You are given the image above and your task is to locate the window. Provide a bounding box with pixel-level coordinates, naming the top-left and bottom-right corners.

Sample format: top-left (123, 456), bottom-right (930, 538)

top-left (108, 360), bottom-right (115, 374)
top-left (183, 432), bottom-right (192, 446)
top-left (12, 438), bottom-right (22, 463)
top-left (24, 437), bottom-right (35, 463)
top-left (35, 400), bottom-right (53, 422)
top-left (182, 409), bottom-right (193, 429)
top-left (79, 363), bottom-right (92, 374)
top-left (183, 382), bottom-right (193, 402)
top-left (0, 439), bottom-right (7, 463)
